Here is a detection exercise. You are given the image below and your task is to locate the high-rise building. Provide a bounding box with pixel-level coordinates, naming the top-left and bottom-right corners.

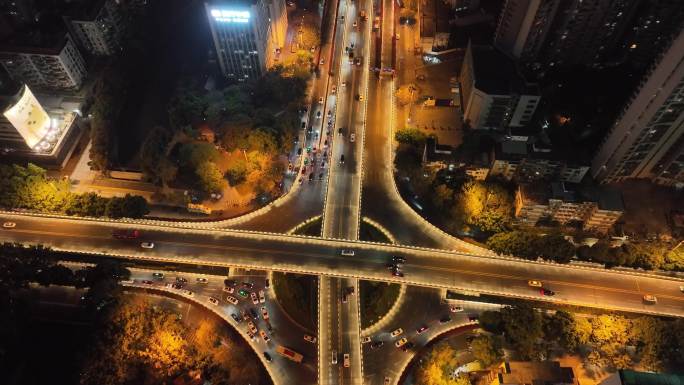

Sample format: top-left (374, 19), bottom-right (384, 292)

top-left (205, 0), bottom-right (287, 81)
top-left (460, 43), bottom-right (540, 130)
top-left (591, 28), bottom-right (684, 186)
top-left (64, 0), bottom-right (124, 56)
top-left (494, 0), bottom-right (684, 73)
top-left (0, 32), bottom-right (87, 91)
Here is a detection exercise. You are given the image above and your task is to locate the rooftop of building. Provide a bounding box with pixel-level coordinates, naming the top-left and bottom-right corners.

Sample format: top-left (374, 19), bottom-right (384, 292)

top-left (497, 361), bottom-right (577, 385)
top-left (613, 370), bottom-right (684, 385)
top-left (424, 136), bottom-right (454, 163)
top-left (0, 80), bottom-right (24, 113)
top-left (0, 12), bottom-right (69, 54)
top-left (580, 185), bottom-right (625, 212)
top-left (518, 182), bottom-right (550, 206)
top-left (469, 44), bottom-right (538, 96)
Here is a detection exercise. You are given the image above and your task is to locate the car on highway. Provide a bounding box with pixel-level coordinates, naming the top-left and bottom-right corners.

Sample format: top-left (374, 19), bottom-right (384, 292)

top-left (222, 286), bottom-right (235, 294)
top-left (361, 336), bottom-right (371, 344)
top-left (680, 285), bottom-right (684, 293)
top-left (319, 58), bottom-right (325, 65)
top-left (343, 353), bottom-right (350, 367)
top-left (304, 334), bottom-right (317, 343)
top-left (401, 342), bottom-right (414, 352)
top-left (355, 94), bottom-right (364, 101)
top-left (528, 280), bottom-right (543, 287)
top-left (353, 20), bottom-right (357, 28)
top-left (316, 111), bottom-right (321, 118)
top-left (392, 256), bottom-right (406, 264)
top-left (370, 341), bottom-right (384, 349)
top-left (350, 133), bottom-right (355, 142)
top-left (439, 316), bottom-right (452, 324)
top-left (112, 229), bottom-right (139, 239)
top-left (2, 222), bottom-right (16, 229)
top-left (540, 288), bottom-right (556, 296)
top-left (331, 350), bottom-right (338, 364)
top-left (416, 325), bottom-right (429, 334)
top-left (176, 276), bottom-right (188, 284)
top-left (238, 289), bottom-right (249, 298)
top-left (340, 154), bottom-right (345, 163)
top-left (208, 297), bottom-right (220, 306)
top-left (390, 328), bottom-right (403, 337)
top-left (341, 249), bottom-right (355, 256)
top-left (152, 272), bottom-right (164, 280)
top-left (265, 278), bottom-right (270, 288)
top-left (263, 352), bottom-right (272, 362)
top-left (261, 306), bottom-right (269, 320)
top-left (140, 242), bottom-right (155, 249)
top-left (395, 337), bottom-right (408, 348)
top-left (225, 296), bottom-right (239, 305)
top-left (384, 377), bottom-right (391, 385)
top-left (643, 294), bottom-right (657, 304)
top-left (196, 277), bottom-right (209, 284)
top-left (342, 293), bottom-right (348, 303)
top-left (386, 263), bottom-right (398, 270)
top-left (341, 81), bottom-right (347, 87)
top-left (346, 286), bottom-right (355, 296)
top-left (331, 85), bottom-right (337, 94)
top-left (260, 330), bottom-right (271, 343)
top-left (183, 290), bottom-right (194, 297)
top-left (248, 321), bottom-right (258, 334)
top-left (450, 305), bottom-right (464, 312)
top-left (251, 292), bottom-right (259, 305)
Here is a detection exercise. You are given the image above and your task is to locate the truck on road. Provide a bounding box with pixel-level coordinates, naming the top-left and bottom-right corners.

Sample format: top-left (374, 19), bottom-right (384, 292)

top-left (276, 345), bottom-right (304, 363)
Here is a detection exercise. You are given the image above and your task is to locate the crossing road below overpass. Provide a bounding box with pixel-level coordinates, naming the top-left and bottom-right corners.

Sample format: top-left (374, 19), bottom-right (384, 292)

top-left (2, 213), bottom-right (684, 318)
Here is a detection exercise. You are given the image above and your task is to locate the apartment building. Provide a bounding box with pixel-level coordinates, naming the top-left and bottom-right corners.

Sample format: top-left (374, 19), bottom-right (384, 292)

top-left (0, 32), bottom-right (87, 91)
top-left (591, 27), bottom-right (684, 187)
top-left (494, 0), bottom-right (684, 74)
top-left (515, 183), bottom-right (624, 233)
top-left (460, 42), bottom-right (540, 130)
top-left (205, 0), bottom-right (287, 81)
top-left (64, 0), bottom-right (123, 56)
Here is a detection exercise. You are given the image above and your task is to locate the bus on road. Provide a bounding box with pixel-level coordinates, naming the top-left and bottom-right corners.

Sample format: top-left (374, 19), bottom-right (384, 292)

top-left (276, 345), bottom-right (304, 363)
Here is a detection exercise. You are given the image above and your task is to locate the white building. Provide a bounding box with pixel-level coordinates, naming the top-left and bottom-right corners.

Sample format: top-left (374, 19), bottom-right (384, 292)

top-left (205, 0), bottom-right (287, 81)
top-left (592, 28), bottom-right (684, 187)
top-left (460, 42), bottom-right (540, 130)
top-left (0, 33), bottom-right (87, 91)
top-left (64, 0), bottom-right (123, 56)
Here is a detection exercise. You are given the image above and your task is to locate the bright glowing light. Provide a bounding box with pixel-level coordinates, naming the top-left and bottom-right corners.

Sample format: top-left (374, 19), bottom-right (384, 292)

top-left (2, 85), bottom-right (51, 148)
top-left (211, 9), bottom-right (250, 23)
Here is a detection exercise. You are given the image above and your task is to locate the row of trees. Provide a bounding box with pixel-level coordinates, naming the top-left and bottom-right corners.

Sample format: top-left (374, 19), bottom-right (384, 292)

top-left (0, 243), bottom-right (131, 374)
top-left (486, 231), bottom-right (576, 263)
top-left (80, 296), bottom-right (267, 385)
top-left (0, 163), bottom-right (149, 218)
top-left (141, 66), bottom-right (307, 195)
top-left (479, 304), bottom-right (684, 371)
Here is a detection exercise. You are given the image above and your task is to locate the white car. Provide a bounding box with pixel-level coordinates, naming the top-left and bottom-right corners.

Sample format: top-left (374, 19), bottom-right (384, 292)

top-left (350, 133), bottom-right (356, 142)
top-left (319, 97), bottom-right (324, 104)
top-left (304, 334), bottom-right (317, 343)
top-left (390, 328), bottom-right (403, 337)
top-left (225, 295), bottom-right (239, 305)
top-left (361, 336), bottom-right (371, 344)
top-left (331, 350), bottom-right (338, 364)
top-left (196, 277), bottom-right (209, 284)
top-left (319, 58), bottom-right (325, 65)
top-left (248, 321), bottom-right (258, 334)
top-left (343, 353), bottom-right (350, 367)
top-left (208, 297), bottom-right (220, 306)
top-left (450, 305), bottom-right (464, 313)
top-left (643, 294), bottom-right (658, 304)
top-left (261, 306), bottom-right (270, 320)
top-left (258, 290), bottom-right (266, 303)
top-left (250, 292), bottom-right (259, 305)
top-left (222, 286), bottom-right (235, 294)
top-left (341, 249), bottom-right (355, 256)
top-left (140, 242), bottom-right (155, 249)
top-left (395, 337), bottom-right (408, 348)
top-left (260, 330), bottom-right (271, 343)
top-left (2, 222), bottom-right (16, 229)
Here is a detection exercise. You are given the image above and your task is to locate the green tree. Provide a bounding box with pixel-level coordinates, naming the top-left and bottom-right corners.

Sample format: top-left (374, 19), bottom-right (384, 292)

top-left (479, 310), bottom-right (504, 334)
top-left (178, 142), bottom-right (220, 168)
top-left (416, 342), bottom-right (470, 385)
top-left (500, 304), bottom-right (544, 360)
top-left (395, 127), bottom-right (427, 145)
top-left (533, 233), bottom-right (576, 263)
top-left (196, 161), bottom-right (225, 193)
top-left (486, 231), bottom-right (540, 260)
top-left (470, 335), bottom-right (500, 366)
top-left (433, 184), bottom-right (454, 210)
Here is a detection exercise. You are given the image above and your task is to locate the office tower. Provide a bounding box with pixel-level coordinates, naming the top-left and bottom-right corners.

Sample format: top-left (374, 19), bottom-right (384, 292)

top-left (591, 28), bottom-right (684, 186)
top-left (460, 43), bottom-right (540, 130)
top-left (205, 0), bottom-right (287, 81)
top-left (64, 0), bottom-right (124, 56)
top-left (0, 32), bottom-right (87, 91)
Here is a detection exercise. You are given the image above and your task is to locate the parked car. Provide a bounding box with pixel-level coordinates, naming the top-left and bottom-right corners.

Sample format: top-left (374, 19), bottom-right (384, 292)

top-left (390, 328), bottom-right (403, 337)
top-left (395, 338), bottom-right (408, 348)
top-left (140, 242), bottom-right (155, 249)
top-left (225, 296), bottom-right (239, 305)
top-left (258, 290), bottom-right (266, 303)
top-left (208, 297), bottom-right (220, 306)
top-left (196, 277), bottom-right (209, 284)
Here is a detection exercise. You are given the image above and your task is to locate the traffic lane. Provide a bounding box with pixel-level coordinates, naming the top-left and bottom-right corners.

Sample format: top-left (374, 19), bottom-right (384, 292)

top-left (340, 277), bottom-right (363, 383)
top-left (3, 217), bottom-right (684, 315)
